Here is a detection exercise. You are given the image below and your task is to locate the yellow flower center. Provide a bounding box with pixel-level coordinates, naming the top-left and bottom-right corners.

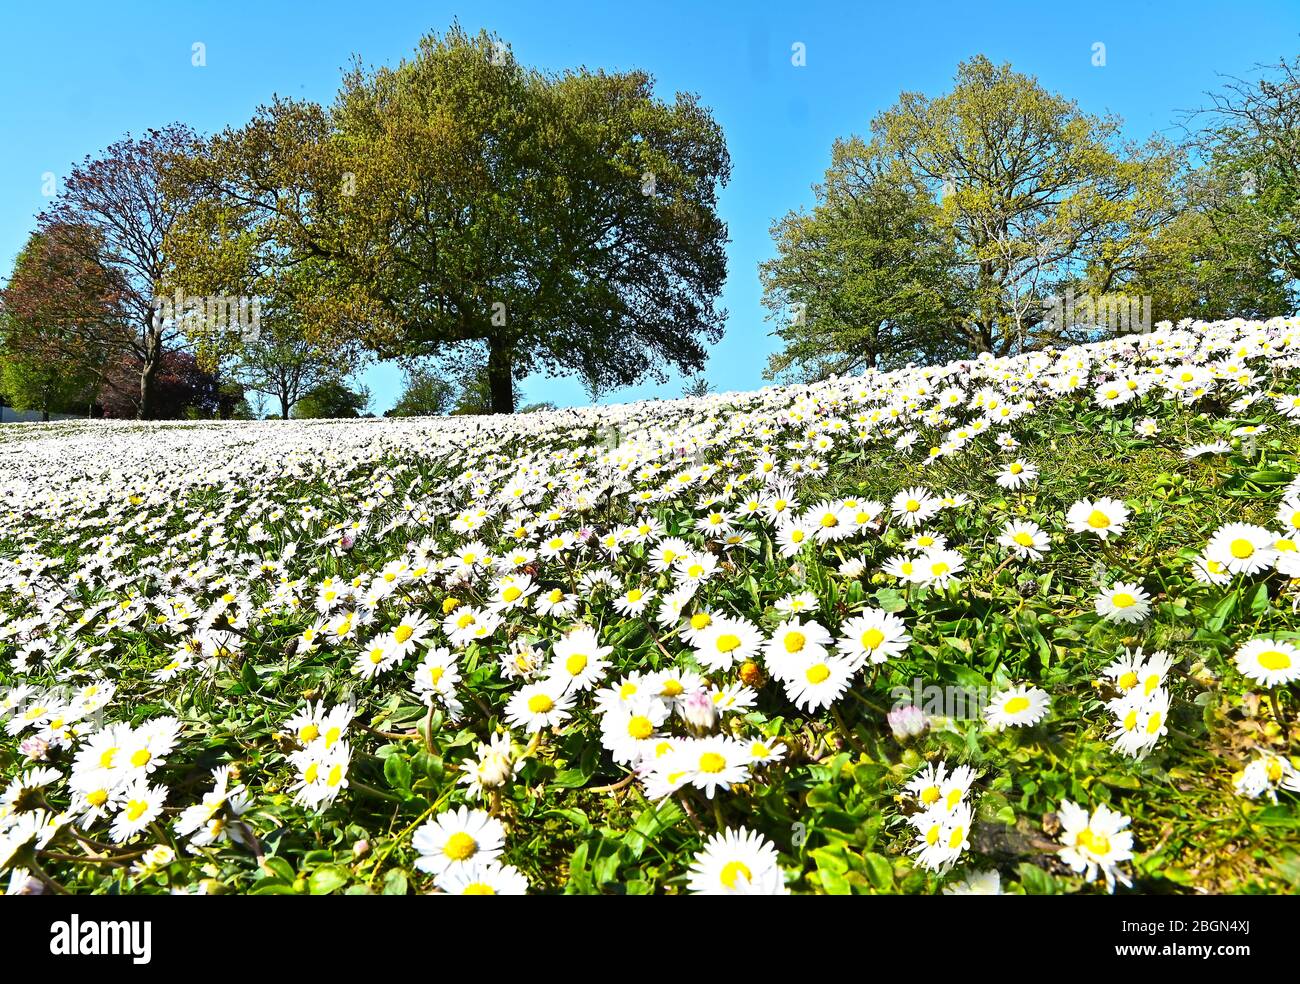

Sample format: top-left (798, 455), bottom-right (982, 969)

top-left (783, 632), bottom-right (806, 653)
top-left (805, 663), bottom-right (831, 684)
top-left (720, 860), bottom-right (753, 889)
top-left (1004, 696), bottom-right (1030, 714)
top-left (1258, 650), bottom-right (1292, 671)
top-left (443, 832), bottom-right (477, 861)
top-left (1229, 538), bottom-right (1254, 559)
top-left (698, 752), bottom-right (726, 773)
top-left (713, 634), bottom-right (742, 655)
top-left (527, 693), bottom-right (555, 714)
top-left (1087, 510), bottom-right (1110, 529)
top-left (627, 716), bottom-right (654, 740)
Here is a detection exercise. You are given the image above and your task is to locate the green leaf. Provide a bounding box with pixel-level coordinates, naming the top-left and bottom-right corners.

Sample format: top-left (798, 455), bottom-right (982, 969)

top-left (308, 865), bottom-right (349, 895)
top-left (383, 753), bottom-right (412, 793)
top-left (863, 852), bottom-right (894, 891)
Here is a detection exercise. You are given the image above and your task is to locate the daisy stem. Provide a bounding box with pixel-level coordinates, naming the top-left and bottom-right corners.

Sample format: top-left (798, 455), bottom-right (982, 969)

top-left (367, 785), bottom-right (457, 889)
top-left (832, 705), bottom-right (866, 754)
top-left (586, 771), bottom-right (637, 795)
top-left (351, 780), bottom-right (405, 803)
top-left (23, 850), bottom-right (71, 894)
top-left (422, 702), bottom-right (436, 755)
top-left (677, 793), bottom-right (707, 834)
top-left (1268, 688), bottom-right (1287, 725)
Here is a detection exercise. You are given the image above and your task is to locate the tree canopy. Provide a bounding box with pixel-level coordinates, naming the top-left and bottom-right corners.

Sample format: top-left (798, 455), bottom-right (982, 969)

top-left (178, 25), bottom-right (731, 413)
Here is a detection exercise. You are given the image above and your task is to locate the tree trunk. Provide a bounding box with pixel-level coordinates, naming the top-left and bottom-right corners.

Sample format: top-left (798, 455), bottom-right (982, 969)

top-left (138, 329), bottom-right (162, 420)
top-left (487, 334), bottom-right (515, 414)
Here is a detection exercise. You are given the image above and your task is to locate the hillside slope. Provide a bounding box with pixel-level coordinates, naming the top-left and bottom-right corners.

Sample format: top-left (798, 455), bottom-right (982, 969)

top-left (2, 317), bottom-right (1300, 894)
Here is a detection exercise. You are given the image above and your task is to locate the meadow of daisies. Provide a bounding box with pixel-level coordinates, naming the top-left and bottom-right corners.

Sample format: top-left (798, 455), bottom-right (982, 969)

top-left (2, 318), bottom-right (1300, 895)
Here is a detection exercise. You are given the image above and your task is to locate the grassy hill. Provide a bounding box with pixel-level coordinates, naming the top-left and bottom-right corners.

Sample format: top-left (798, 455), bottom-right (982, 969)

top-left (1, 318), bottom-right (1299, 894)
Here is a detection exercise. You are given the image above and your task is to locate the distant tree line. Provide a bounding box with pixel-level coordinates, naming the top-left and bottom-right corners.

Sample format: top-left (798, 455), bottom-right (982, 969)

top-left (760, 54), bottom-right (1300, 380)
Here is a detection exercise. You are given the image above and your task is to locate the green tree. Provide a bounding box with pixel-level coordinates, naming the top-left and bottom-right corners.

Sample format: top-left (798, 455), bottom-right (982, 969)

top-left (184, 24), bottom-right (730, 413)
top-left (292, 380), bottom-right (371, 419)
top-left (386, 362), bottom-right (457, 417)
top-left (761, 145), bottom-right (959, 380)
top-left (1173, 57), bottom-right (1300, 311)
top-left (771, 56), bottom-right (1181, 371)
top-left (1, 224), bottom-right (126, 419)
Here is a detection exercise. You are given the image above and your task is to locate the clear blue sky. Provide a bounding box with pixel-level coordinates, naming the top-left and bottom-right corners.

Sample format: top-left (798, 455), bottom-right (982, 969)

top-left (2, 0), bottom-right (1297, 413)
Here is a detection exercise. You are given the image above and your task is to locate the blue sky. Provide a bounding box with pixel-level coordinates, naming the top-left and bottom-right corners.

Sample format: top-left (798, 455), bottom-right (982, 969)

top-left (2, 0), bottom-right (1297, 413)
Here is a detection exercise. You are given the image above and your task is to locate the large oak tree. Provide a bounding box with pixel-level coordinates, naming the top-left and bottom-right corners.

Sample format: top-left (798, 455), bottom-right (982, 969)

top-left (182, 25), bottom-right (731, 413)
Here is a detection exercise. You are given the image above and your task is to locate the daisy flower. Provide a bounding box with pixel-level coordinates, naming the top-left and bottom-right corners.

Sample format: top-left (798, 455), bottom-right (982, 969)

top-left (995, 459), bottom-right (1038, 490)
top-left (504, 681), bottom-right (574, 733)
top-left (686, 827), bottom-right (788, 895)
top-left (1056, 800), bottom-right (1134, 892)
top-left (694, 616), bottom-right (763, 672)
top-left (1095, 581), bottom-right (1151, 624)
top-left (983, 685), bottom-right (1050, 731)
top-left (677, 736), bottom-right (751, 799)
top-left (763, 619), bottom-right (833, 681)
top-left (436, 860), bottom-right (530, 895)
top-left (836, 609), bottom-right (911, 667)
top-left (1066, 497), bottom-right (1130, 540)
top-left (412, 806), bottom-right (506, 877)
top-left (1204, 522), bottom-right (1277, 576)
top-left (547, 626), bottom-right (612, 693)
top-left (891, 487), bottom-right (941, 528)
top-left (997, 519), bottom-right (1050, 561)
top-left (1233, 637), bottom-right (1300, 687)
